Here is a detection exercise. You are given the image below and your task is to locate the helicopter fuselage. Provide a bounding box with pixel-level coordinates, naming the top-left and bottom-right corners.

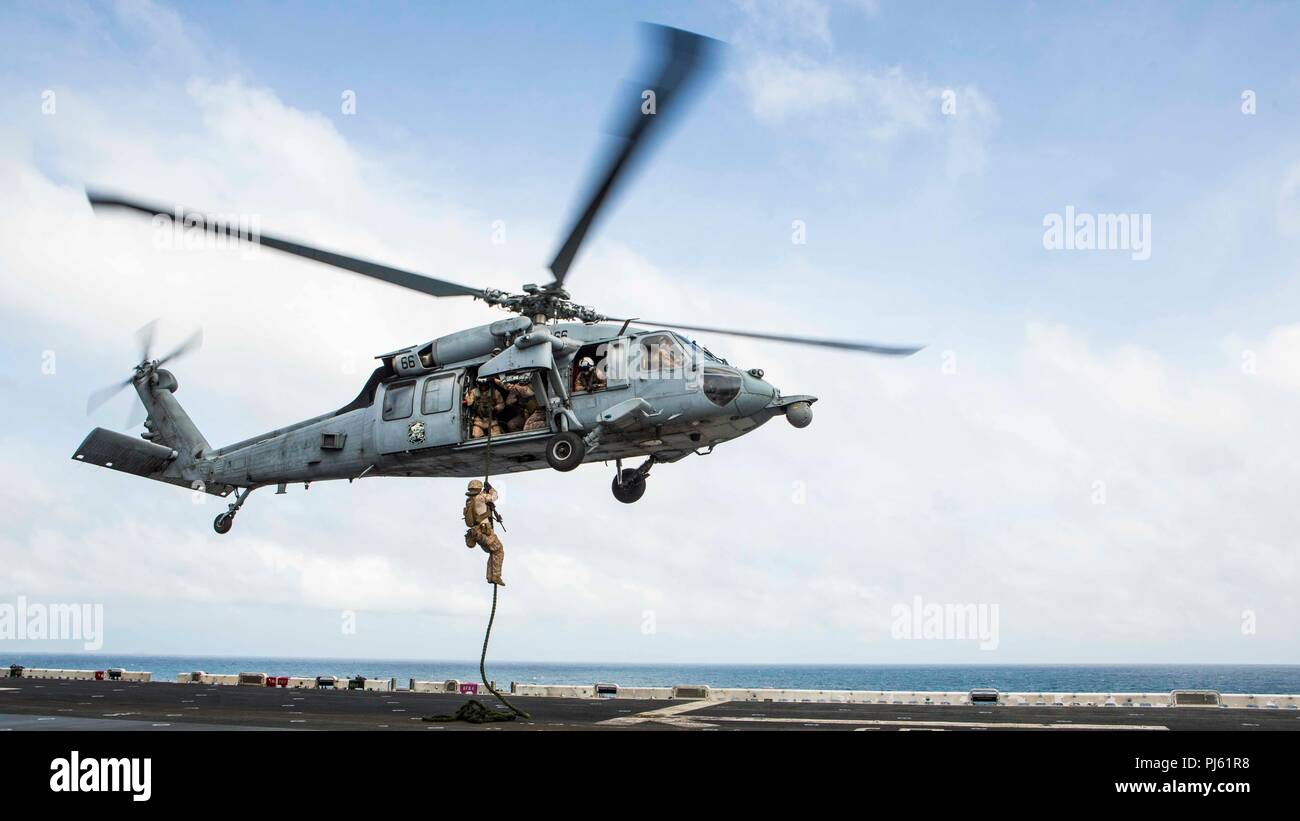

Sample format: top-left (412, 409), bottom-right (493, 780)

top-left (200, 321), bottom-right (814, 486)
top-left (73, 320), bottom-right (817, 516)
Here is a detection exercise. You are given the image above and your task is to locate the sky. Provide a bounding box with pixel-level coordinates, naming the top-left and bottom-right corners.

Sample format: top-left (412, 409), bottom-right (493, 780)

top-left (0, 0), bottom-right (1298, 666)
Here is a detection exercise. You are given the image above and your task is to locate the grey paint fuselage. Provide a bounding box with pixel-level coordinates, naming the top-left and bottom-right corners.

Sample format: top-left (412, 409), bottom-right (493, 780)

top-left (176, 322), bottom-right (811, 491)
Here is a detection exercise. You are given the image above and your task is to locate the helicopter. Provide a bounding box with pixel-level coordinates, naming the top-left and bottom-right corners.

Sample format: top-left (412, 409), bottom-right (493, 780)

top-left (73, 24), bottom-right (922, 534)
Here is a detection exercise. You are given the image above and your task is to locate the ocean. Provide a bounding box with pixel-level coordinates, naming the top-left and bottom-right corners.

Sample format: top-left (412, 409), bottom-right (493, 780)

top-left (5, 654), bottom-right (1300, 693)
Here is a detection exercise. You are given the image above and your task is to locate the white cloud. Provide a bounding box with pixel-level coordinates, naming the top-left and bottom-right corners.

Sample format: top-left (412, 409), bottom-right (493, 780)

top-left (734, 0), bottom-right (836, 47)
top-left (732, 12), bottom-right (998, 178)
top-left (742, 54), bottom-right (861, 122)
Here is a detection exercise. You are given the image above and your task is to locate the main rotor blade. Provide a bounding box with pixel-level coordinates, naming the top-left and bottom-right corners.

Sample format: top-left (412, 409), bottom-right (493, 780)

top-left (156, 328), bottom-right (203, 367)
top-left (86, 377), bottom-right (134, 415)
top-left (87, 190), bottom-right (484, 299)
top-left (628, 319), bottom-right (924, 356)
top-left (547, 24), bottom-right (720, 288)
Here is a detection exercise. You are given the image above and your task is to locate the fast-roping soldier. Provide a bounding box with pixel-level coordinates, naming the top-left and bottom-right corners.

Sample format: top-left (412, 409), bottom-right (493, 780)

top-left (463, 479), bottom-right (505, 585)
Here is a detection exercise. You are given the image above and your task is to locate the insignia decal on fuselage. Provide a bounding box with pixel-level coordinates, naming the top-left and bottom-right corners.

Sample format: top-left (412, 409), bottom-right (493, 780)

top-left (407, 420), bottom-right (426, 445)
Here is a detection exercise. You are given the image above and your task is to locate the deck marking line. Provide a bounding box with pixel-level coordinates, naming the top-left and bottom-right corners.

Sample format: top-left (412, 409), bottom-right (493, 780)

top-left (598, 699), bottom-right (720, 728)
top-left (705, 716), bottom-right (1167, 730)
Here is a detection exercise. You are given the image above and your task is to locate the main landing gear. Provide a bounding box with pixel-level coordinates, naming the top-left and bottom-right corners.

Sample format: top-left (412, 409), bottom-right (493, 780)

top-left (214, 486), bottom-right (255, 534)
top-left (611, 457), bottom-right (654, 504)
top-left (545, 432), bottom-right (586, 472)
top-left (543, 427), bottom-right (652, 503)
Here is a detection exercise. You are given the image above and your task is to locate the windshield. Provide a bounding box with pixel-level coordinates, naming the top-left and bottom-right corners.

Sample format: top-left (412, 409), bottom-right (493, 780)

top-left (674, 332), bottom-right (725, 364)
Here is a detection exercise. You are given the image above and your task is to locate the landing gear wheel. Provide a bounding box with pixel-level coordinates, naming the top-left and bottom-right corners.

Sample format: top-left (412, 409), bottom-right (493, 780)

top-left (213, 513), bottom-right (234, 535)
top-left (545, 432), bottom-right (586, 472)
top-left (612, 469), bottom-right (647, 504)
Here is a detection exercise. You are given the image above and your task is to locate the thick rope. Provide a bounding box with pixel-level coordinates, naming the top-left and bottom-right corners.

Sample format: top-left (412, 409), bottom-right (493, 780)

top-left (424, 384), bottom-right (529, 724)
top-left (422, 584), bottom-right (529, 723)
top-left (484, 380), bottom-right (493, 483)
top-left (478, 582), bottom-right (529, 717)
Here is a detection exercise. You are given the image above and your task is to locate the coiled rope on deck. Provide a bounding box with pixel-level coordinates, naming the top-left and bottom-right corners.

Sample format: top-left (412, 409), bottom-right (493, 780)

top-left (423, 582), bottom-right (529, 723)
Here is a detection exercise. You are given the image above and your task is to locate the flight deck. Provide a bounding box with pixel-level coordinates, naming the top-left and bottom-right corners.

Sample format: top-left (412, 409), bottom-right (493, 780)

top-left (3, 675), bottom-right (1297, 732)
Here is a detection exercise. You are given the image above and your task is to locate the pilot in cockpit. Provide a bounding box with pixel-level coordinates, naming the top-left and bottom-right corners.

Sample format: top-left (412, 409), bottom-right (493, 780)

top-left (574, 356), bottom-right (606, 393)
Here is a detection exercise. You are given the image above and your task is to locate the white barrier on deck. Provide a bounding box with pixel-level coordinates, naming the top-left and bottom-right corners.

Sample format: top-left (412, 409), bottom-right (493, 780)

top-left (3, 667), bottom-right (152, 682)
top-left (18, 665), bottom-right (1289, 709)
top-left (411, 679), bottom-right (462, 694)
top-left (172, 671), bottom-right (394, 690)
top-left (506, 684), bottom-right (1300, 708)
top-left (1221, 693), bottom-right (1300, 709)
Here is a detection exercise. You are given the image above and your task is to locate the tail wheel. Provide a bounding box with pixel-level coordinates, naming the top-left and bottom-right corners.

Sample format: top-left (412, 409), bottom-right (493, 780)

top-left (611, 469), bottom-right (647, 504)
top-left (213, 513), bottom-right (234, 535)
top-left (545, 432), bottom-right (586, 472)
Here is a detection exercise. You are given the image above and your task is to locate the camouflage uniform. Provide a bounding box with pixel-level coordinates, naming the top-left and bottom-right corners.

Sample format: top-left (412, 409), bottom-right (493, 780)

top-left (463, 479), bottom-right (504, 585)
top-left (463, 381), bottom-right (504, 438)
top-left (503, 382), bottom-right (546, 432)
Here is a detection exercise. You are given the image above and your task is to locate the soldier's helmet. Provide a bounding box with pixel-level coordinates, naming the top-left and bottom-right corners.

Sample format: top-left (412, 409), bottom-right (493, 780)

top-left (578, 356), bottom-right (595, 370)
top-left (467, 479), bottom-right (484, 495)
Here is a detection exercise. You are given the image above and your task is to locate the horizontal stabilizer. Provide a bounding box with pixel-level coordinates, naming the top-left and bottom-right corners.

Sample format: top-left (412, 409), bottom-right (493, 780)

top-left (73, 427), bottom-right (175, 474)
top-left (72, 428), bottom-right (234, 497)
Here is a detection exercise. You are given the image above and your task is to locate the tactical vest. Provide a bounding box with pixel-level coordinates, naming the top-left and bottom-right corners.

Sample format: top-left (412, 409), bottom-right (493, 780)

top-left (474, 386), bottom-right (499, 418)
top-left (463, 495), bottom-right (490, 528)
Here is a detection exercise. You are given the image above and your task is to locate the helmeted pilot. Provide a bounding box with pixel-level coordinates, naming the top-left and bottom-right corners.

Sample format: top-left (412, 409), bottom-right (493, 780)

top-left (463, 478), bottom-right (504, 585)
top-left (574, 356), bottom-right (606, 392)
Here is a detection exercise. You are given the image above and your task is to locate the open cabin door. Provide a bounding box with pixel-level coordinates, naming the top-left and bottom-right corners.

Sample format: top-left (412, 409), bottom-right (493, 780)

top-left (467, 344), bottom-right (561, 441)
top-left (377, 370), bottom-right (462, 455)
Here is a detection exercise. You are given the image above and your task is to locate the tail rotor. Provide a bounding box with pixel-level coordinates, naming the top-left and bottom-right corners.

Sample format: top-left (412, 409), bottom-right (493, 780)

top-left (85, 321), bottom-right (204, 429)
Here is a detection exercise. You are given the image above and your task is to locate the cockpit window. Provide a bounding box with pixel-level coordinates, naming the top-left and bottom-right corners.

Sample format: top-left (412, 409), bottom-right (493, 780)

top-left (638, 333), bottom-right (689, 378)
top-left (673, 332), bottom-right (724, 365)
top-left (702, 367), bottom-right (742, 407)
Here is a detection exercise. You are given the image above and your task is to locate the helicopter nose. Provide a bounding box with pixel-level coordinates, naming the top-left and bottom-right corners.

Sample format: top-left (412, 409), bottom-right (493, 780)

top-left (734, 371), bottom-right (777, 416)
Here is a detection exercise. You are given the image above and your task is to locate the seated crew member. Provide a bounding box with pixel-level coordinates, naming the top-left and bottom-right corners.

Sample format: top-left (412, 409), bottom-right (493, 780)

top-left (574, 356), bottom-right (607, 392)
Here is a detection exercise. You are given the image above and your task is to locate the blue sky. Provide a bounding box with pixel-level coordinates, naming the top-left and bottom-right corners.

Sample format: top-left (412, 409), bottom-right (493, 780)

top-left (1, 1), bottom-right (1298, 665)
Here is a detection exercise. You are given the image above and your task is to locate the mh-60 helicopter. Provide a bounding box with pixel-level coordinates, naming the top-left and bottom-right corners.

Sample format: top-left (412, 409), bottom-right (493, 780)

top-left (74, 25), bottom-right (921, 534)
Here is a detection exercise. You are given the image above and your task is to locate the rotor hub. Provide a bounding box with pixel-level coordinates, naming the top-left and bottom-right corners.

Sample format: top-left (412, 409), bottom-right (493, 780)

top-left (480, 286), bottom-right (607, 324)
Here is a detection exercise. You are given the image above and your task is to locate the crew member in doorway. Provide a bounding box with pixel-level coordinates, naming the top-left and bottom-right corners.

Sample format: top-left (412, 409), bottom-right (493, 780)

top-left (463, 479), bottom-right (504, 585)
top-left (464, 379), bottom-right (505, 438)
top-left (504, 380), bottom-right (546, 432)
